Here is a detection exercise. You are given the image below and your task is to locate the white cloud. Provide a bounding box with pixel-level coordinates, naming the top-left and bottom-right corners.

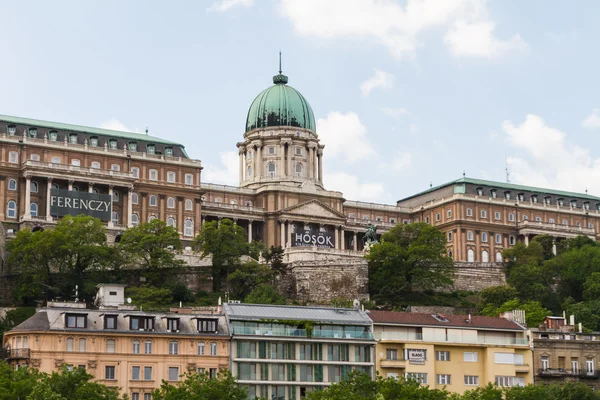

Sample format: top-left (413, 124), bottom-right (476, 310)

top-left (381, 107), bottom-right (411, 118)
top-left (202, 151), bottom-right (239, 186)
top-left (101, 118), bottom-right (132, 132)
top-left (582, 109), bottom-right (600, 129)
top-left (360, 69), bottom-right (395, 96)
top-left (444, 20), bottom-right (526, 58)
top-left (207, 0), bottom-right (253, 12)
top-left (278, 0), bottom-right (525, 59)
top-left (502, 114), bottom-right (600, 195)
top-left (326, 171), bottom-right (390, 203)
top-left (392, 151), bottom-right (413, 171)
top-left (316, 111), bottom-right (376, 162)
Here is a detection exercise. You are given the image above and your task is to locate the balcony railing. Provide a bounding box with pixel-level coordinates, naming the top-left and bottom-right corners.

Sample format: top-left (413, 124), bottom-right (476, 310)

top-left (2, 348), bottom-right (31, 360)
top-left (538, 369), bottom-right (599, 379)
top-left (232, 326), bottom-right (373, 340)
top-left (23, 160), bottom-right (134, 179)
top-left (201, 201), bottom-right (265, 213)
top-left (519, 220), bottom-right (595, 236)
top-left (376, 332), bottom-right (528, 345)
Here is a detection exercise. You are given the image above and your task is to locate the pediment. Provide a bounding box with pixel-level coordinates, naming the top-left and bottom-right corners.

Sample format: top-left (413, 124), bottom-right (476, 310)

top-left (280, 199), bottom-right (346, 220)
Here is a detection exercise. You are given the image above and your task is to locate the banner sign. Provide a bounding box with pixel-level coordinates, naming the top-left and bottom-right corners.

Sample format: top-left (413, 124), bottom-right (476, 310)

top-left (292, 226), bottom-right (335, 248)
top-left (407, 349), bottom-right (426, 365)
top-left (50, 189), bottom-right (112, 222)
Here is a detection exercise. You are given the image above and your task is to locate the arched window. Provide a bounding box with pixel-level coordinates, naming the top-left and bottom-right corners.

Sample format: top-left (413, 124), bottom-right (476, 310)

top-left (113, 191), bottom-right (119, 202)
top-left (7, 200), bottom-right (16, 219)
top-left (167, 217), bottom-right (176, 227)
top-left (72, 186), bottom-right (79, 192)
top-left (210, 342), bottom-right (217, 355)
top-left (481, 232), bottom-right (488, 242)
top-left (167, 197), bottom-right (175, 208)
top-left (295, 163), bottom-right (303, 177)
top-left (495, 252), bottom-right (503, 262)
top-left (93, 188), bottom-right (99, 194)
top-left (481, 250), bottom-right (489, 263)
top-left (79, 338), bottom-right (87, 352)
top-left (267, 163), bottom-right (276, 177)
top-left (30, 154), bottom-right (40, 161)
top-left (91, 161), bottom-right (101, 169)
top-left (198, 342), bottom-right (205, 355)
top-left (132, 340), bottom-right (140, 354)
top-left (131, 193), bottom-right (139, 205)
top-left (131, 214), bottom-right (139, 227)
top-left (8, 179), bottom-right (16, 191)
top-left (52, 183), bottom-right (59, 190)
top-left (30, 203), bottom-right (38, 217)
top-left (184, 219), bottom-right (194, 238)
top-left (185, 199), bottom-right (193, 210)
top-left (467, 231), bottom-right (474, 241)
top-left (509, 235), bottom-right (515, 245)
top-left (66, 337), bottom-right (75, 352)
top-left (149, 195), bottom-right (157, 207)
top-left (447, 232), bottom-right (452, 242)
top-left (51, 156), bottom-right (61, 164)
top-left (467, 249), bottom-right (475, 263)
top-left (247, 166), bottom-right (253, 177)
top-left (148, 215), bottom-right (156, 222)
top-left (112, 212), bottom-right (119, 225)
top-left (495, 234), bottom-right (502, 244)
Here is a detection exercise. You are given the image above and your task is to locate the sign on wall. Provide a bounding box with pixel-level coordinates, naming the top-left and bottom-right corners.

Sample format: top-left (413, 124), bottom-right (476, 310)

top-left (50, 189), bottom-right (112, 222)
top-left (292, 225), bottom-right (335, 248)
top-left (407, 349), bottom-right (426, 365)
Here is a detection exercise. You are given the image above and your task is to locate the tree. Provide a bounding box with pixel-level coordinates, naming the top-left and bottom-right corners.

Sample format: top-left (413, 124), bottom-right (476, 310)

top-left (117, 219), bottom-right (185, 285)
top-left (531, 234), bottom-right (556, 260)
top-left (245, 284), bottom-right (286, 305)
top-left (152, 370), bottom-right (248, 400)
top-left (127, 285), bottom-right (173, 310)
top-left (29, 366), bottom-right (125, 400)
top-left (248, 240), bottom-right (267, 261)
top-left (563, 298), bottom-right (600, 332)
top-left (583, 272), bottom-right (600, 301)
top-left (0, 361), bottom-right (40, 400)
top-left (506, 263), bottom-right (555, 305)
top-left (266, 245), bottom-right (286, 276)
top-left (502, 242), bottom-right (544, 271)
top-left (550, 244), bottom-right (600, 302)
top-left (366, 222), bottom-right (454, 304)
top-left (194, 219), bottom-right (248, 291)
top-left (227, 260), bottom-right (274, 299)
top-left (0, 307), bottom-right (35, 343)
top-left (481, 299), bottom-right (550, 327)
top-left (478, 285), bottom-right (518, 312)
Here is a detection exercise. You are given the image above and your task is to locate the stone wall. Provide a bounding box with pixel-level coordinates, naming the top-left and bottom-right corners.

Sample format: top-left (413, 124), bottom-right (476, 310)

top-left (449, 262), bottom-right (507, 292)
top-left (405, 306), bottom-right (474, 315)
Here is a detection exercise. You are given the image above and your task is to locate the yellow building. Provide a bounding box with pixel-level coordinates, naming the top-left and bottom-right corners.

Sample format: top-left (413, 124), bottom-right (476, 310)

top-left (369, 310), bottom-right (532, 394)
top-left (2, 284), bottom-right (230, 400)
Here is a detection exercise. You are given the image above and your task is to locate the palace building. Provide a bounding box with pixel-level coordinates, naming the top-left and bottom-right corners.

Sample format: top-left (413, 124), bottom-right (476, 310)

top-left (1, 68), bottom-right (599, 299)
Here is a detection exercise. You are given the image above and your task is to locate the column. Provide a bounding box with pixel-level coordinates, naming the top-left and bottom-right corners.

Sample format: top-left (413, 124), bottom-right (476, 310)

top-left (159, 194), bottom-right (166, 221)
top-left (24, 176), bottom-right (31, 218)
top-left (313, 147), bottom-right (318, 181)
top-left (308, 146), bottom-right (315, 179)
top-left (68, 180), bottom-right (73, 191)
top-left (317, 148), bottom-right (323, 183)
top-left (340, 227), bottom-right (345, 250)
top-left (127, 187), bottom-right (133, 228)
top-left (195, 199), bottom-right (201, 233)
top-left (280, 142), bottom-right (286, 177)
top-left (252, 145), bottom-right (256, 180)
top-left (524, 234), bottom-right (529, 246)
top-left (141, 192), bottom-right (148, 223)
top-left (238, 148), bottom-right (244, 185)
top-left (256, 142), bottom-right (262, 178)
top-left (353, 231), bottom-right (358, 251)
top-left (248, 220), bottom-right (253, 243)
top-left (552, 237), bottom-right (557, 255)
top-left (334, 226), bottom-right (339, 249)
top-left (280, 220), bottom-right (285, 247)
top-left (177, 196), bottom-right (184, 232)
top-left (88, 183), bottom-right (94, 193)
top-left (46, 178), bottom-right (53, 221)
top-left (287, 143), bottom-right (293, 178)
top-left (107, 185), bottom-right (114, 228)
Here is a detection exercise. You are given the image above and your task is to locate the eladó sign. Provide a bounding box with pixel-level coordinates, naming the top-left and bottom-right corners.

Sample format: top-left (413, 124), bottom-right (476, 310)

top-left (50, 189), bottom-right (112, 222)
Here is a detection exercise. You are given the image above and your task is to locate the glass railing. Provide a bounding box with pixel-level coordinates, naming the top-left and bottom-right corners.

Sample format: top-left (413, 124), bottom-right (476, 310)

top-left (313, 330), bottom-right (373, 340)
top-left (232, 326), bottom-right (373, 340)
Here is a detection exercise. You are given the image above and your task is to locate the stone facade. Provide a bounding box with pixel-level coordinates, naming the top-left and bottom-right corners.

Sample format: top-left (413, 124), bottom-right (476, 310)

top-left (449, 262), bottom-right (507, 292)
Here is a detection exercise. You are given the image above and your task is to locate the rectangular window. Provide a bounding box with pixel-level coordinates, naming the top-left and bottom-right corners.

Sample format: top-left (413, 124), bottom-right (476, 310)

top-left (130, 317), bottom-right (154, 331)
top-left (104, 315), bottom-right (117, 330)
top-left (129, 142), bottom-right (137, 152)
top-left (466, 208), bottom-right (473, 217)
top-left (299, 343), bottom-right (313, 360)
top-left (185, 174), bottom-right (193, 185)
top-left (436, 213), bottom-right (441, 221)
top-left (106, 339), bottom-right (116, 353)
top-left (149, 169), bottom-right (158, 181)
top-left (437, 374), bottom-right (451, 385)
top-left (132, 366), bottom-right (140, 380)
top-left (509, 213), bottom-right (515, 221)
top-left (133, 340), bottom-right (140, 354)
top-left (169, 341), bottom-right (178, 355)
top-left (66, 314), bottom-right (87, 328)
top-left (386, 349), bottom-right (398, 360)
top-left (494, 352), bottom-right (515, 364)
top-left (78, 338), bottom-right (86, 352)
top-left (144, 394), bottom-right (152, 400)
top-left (541, 356), bottom-right (549, 370)
top-left (165, 147), bottom-right (173, 156)
top-left (131, 167), bottom-right (139, 178)
top-left (66, 338), bottom-right (74, 352)
top-left (405, 372), bottom-right (427, 384)
top-left (168, 367), bottom-right (179, 381)
top-left (209, 368), bottom-right (217, 379)
top-left (239, 341), bottom-right (256, 359)
top-left (147, 144), bottom-right (155, 154)
top-left (144, 341), bottom-right (152, 354)
top-left (272, 364), bottom-right (285, 381)
top-left (495, 211), bottom-right (501, 220)
top-left (295, 147), bottom-right (303, 156)
top-left (198, 319), bottom-right (217, 333)
top-left (464, 352), bottom-right (478, 362)
top-left (167, 172), bottom-right (176, 183)
top-left (436, 351), bottom-right (450, 361)
top-left (105, 366), bottom-right (116, 380)
top-left (132, 394), bottom-right (139, 400)
top-left (447, 209), bottom-right (452, 218)
top-left (239, 363), bottom-right (256, 380)
top-left (167, 318), bottom-right (179, 332)
top-left (111, 164), bottom-right (120, 171)
top-left (144, 366), bottom-right (152, 380)
top-left (481, 210), bottom-right (487, 218)
top-left (268, 146), bottom-right (276, 154)
top-left (300, 364), bottom-right (313, 382)
top-left (464, 375), bottom-right (479, 385)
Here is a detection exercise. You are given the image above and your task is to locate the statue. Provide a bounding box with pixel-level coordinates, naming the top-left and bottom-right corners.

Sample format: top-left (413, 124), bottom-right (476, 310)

top-left (362, 224), bottom-right (378, 252)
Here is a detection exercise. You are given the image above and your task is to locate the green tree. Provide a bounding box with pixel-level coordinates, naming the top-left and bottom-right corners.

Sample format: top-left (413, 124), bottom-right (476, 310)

top-left (152, 370), bottom-right (247, 400)
top-left (477, 285), bottom-right (518, 312)
top-left (563, 298), bottom-right (600, 331)
top-left (266, 245), bottom-right (286, 276)
top-left (531, 234), bottom-right (556, 260)
top-left (30, 366), bottom-right (125, 400)
top-left (227, 260), bottom-right (274, 299)
top-left (583, 272), bottom-right (600, 301)
top-left (550, 244), bottom-right (600, 302)
top-left (481, 299), bottom-right (550, 327)
top-left (244, 284), bottom-right (286, 305)
top-left (194, 219), bottom-right (248, 291)
top-left (248, 240), bottom-right (267, 261)
top-left (127, 285), bottom-right (173, 310)
top-left (506, 263), bottom-right (555, 305)
top-left (366, 222), bottom-right (454, 304)
top-left (0, 361), bottom-right (40, 400)
top-left (502, 242), bottom-right (544, 271)
top-left (117, 219), bottom-right (185, 285)
top-left (0, 307), bottom-right (35, 343)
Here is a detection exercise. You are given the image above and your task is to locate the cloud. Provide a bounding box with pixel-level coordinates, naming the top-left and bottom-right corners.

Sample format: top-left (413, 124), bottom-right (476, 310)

top-left (444, 20), bottom-right (527, 58)
top-left (278, 0), bottom-right (525, 59)
top-left (392, 151), bottom-right (413, 171)
top-left (101, 118), bottom-right (132, 132)
top-left (360, 69), bottom-right (395, 96)
top-left (502, 114), bottom-right (600, 195)
top-left (316, 111), bottom-right (376, 162)
top-left (326, 171), bottom-right (390, 203)
top-left (202, 151), bottom-right (239, 186)
top-left (582, 109), bottom-right (600, 129)
top-left (381, 107), bottom-right (411, 118)
top-left (207, 0), bottom-right (253, 12)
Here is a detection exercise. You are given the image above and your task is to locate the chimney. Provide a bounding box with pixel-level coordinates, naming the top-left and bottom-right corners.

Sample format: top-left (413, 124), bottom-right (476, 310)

top-left (579, 322), bottom-right (583, 333)
top-left (570, 315), bottom-right (575, 326)
top-left (563, 310), bottom-right (567, 324)
top-left (466, 314), bottom-right (472, 323)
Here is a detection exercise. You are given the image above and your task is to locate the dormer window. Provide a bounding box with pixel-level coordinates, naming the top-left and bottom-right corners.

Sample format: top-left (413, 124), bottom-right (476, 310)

top-left (129, 142), bottom-right (137, 152)
top-left (90, 137), bottom-right (98, 147)
top-left (7, 125), bottom-right (16, 136)
top-left (517, 193), bottom-right (524, 202)
top-left (104, 315), bottom-right (117, 330)
top-left (504, 191), bottom-right (511, 200)
top-left (584, 202), bottom-right (590, 210)
top-left (69, 134), bottom-right (78, 144)
top-left (490, 189), bottom-right (497, 198)
top-left (65, 313), bottom-right (87, 328)
top-left (165, 147), bottom-right (173, 157)
top-left (544, 196), bottom-right (551, 205)
top-left (49, 130), bottom-right (58, 141)
top-left (531, 195), bottom-right (538, 203)
top-left (432, 314), bottom-right (449, 323)
top-left (109, 139), bottom-right (117, 149)
top-left (476, 187), bottom-right (484, 196)
top-left (167, 318), bottom-right (180, 332)
top-left (147, 144), bottom-right (155, 155)
top-left (558, 198), bottom-right (564, 206)
top-left (570, 200), bottom-right (578, 208)
top-left (130, 316), bottom-right (155, 331)
top-left (28, 128), bottom-right (37, 138)
top-left (197, 319), bottom-right (218, 333)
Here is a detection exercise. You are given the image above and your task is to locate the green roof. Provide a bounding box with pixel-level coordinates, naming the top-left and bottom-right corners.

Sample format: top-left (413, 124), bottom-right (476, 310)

top-left (245, 73), bottom-right (316, 133)
top-left (398, 177), bottom-right (600, 203)
top-left (0, 114), bottom-right (184, 147)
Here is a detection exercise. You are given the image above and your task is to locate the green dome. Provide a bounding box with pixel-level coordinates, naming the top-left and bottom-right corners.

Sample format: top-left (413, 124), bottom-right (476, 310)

top-left (245, 73), bottom-right (316, 133)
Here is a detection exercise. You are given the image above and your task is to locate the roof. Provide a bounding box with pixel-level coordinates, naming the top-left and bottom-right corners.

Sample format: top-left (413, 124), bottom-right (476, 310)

top-left (0, 114), bottom-right (183, 147)
top-left (224, 303), bottom-right (372, 325)
top-left (397, 177), bottom-right (600, 203)
top-left (12, 311), bottom-right (50, 331)
top-left (368, 310), bottom-right (525, 331)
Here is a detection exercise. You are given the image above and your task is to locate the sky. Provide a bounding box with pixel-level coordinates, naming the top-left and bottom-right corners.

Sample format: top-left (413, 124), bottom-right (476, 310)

top-left (1, 0), bottom-right (600, 204)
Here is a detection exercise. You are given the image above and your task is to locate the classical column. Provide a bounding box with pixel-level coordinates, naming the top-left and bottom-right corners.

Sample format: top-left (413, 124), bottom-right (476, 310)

top-left (177, 196), bottom-right (184, 232)
top-left (251, 145), bottom-right (256, 180)
top-left (279, 142), bottom-right (286, 177)
top-left (68, 180), bottom-right (73, 191)
top-left (353, 231), bottom-right (358, 251)
top-left (308, 146), bottom-right (315, 179)
top-left (248, 220), bottom-right (253, 243)
top-left (334, 226), bottom-right (339, 249)
top-left (552, 237), bottom-right (557, 255)
top-left (287, 143), bottom-right (293, 177)
top-left (313, 147), bottom-right (318, 181)
top-left (340, 227), bottom-right (345, 250)
top-left (107, 185), bottom-right (114, 228)
top-left (280, 220), bottom-right (285, 247)
top-left (317, 148), bottom-right (324, 184)
top-left (46, 178), bottom-right (53, 221)
top-left (256, 142), bottom-right (262, 178)
top-left (127, 187), bottom-right (133, 228)
top-left (238, 147), bottom-right (244, 185)
top-left (88, 183), bottom-right (94, 193)
top-left (159, 194), bottom-right (166, 221)
top-left (285, 220), bottom-right (290, 247)
top-left (24, 176), bottom-right (31, 219)
top-left (140, 192), bottom-right (148, 223)
top-left (524, 234), bottom-right (530, 246)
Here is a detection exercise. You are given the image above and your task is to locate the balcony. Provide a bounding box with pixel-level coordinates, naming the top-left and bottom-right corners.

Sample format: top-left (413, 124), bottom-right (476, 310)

top-left (375, 332), bottom-right (528, 346)
top-left (519, 220), bottom-right (595, 237)
top-left (232, 326), bottom-right (373, 340)
top-left (201, 201), bottom-right (265, 215)
top-left (379, 358), bottom-right (407, 369)
top-left (538, 368), bottom-right (577, 377)
top-left (23, 160), bottom-right (134, 181)
top-left (514, 363), bottom-right (530, 372)
top-left (2, 348), bottom-right (31, 360)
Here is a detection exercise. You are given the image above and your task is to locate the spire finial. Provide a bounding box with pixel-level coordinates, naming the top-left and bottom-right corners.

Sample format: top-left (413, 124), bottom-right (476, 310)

top-left (273, 51), bottom-right (288, 85)
top-left (279, 51), bottom-right (282, 74)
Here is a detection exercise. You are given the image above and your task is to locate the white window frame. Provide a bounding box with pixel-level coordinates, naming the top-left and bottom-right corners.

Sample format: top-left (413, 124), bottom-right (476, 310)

top-left (167, 171), bottom-right (176, 183)
top-left (111, 164), bottom-right (120, 172)
top-left (481, 232), bottom-right (488, 242)
top-left (185, 173), bottom-right (193, 185)
top-left (436, 374), bottom-right (451, 385)
top-left (466, 208), bottom-right (473, 217)
top-left (149, 169), bottom-right (158, 181)
top-left (8, 151), bottom-right (18, 164)
top-left (495, 211), bottom-right (501, 220)
top-left (495, 234), bottom-right (502, 244)
top-left (167, 197), bottom-right (175, 209)
top-left (467, 231), bottom-right (474, 241)
top-left (184, 219), bottom-right (194, 237)
top-left (8, 179), bottom-right (16, 191)
top-left (149, 195), bottom-right (157, 207)
top-left (7, 200), bottom-right (16, 219)
top-left (464, 375), bottom-right (479, 385)
top-left (131, 213), bottom-right (139, 227)
top-left (91, 161), bottom-right (101, 169)
top-left (185, 199), bottom-right (193, 210)
top-left (131, 167), bottom-right (140, 178)
top-left (464, 352), bottom-right (478, 362)
top-left (481, 209), bottom-right (487, 219)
